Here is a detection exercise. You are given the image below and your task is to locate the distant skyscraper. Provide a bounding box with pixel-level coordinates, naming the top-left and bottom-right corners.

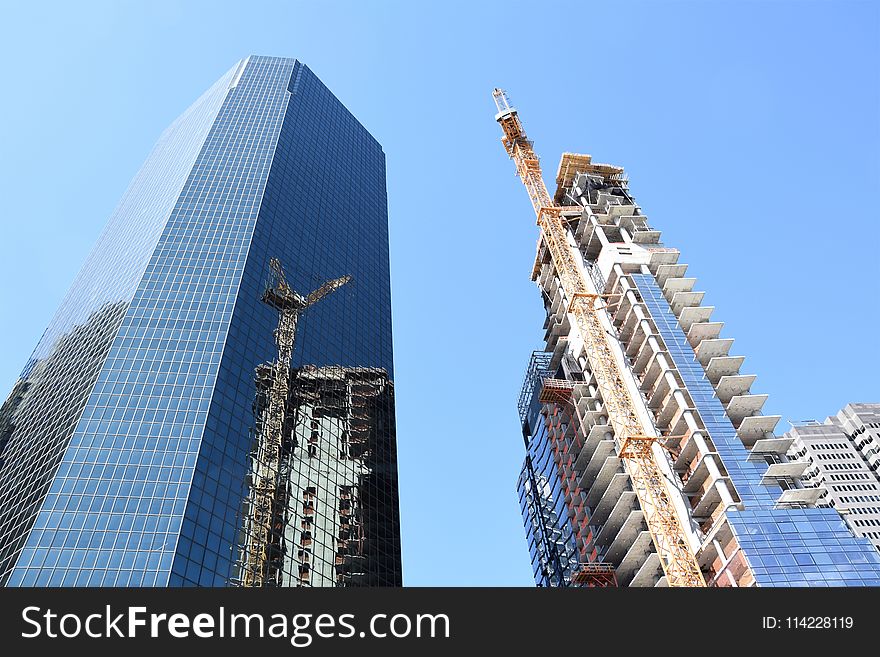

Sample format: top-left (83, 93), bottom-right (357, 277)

top-left (0, 56), bottom-right (401, 587)
top-left (786, 403), bottom-right (880, 553)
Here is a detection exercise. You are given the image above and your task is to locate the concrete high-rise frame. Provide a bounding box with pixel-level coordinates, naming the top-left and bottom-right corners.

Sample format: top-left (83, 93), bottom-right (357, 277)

top-left (0, 56), bottom-right (402, 587)
top-left (501, 95), bottom-right (880, 586)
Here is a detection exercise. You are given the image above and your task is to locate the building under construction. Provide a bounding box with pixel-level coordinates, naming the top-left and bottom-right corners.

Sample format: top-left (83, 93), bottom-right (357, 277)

top-left (497, 89), bottom-right (880, 586)
top-left (234, 260), bottom-right (401, 588)
top-left (237, 365), bottom-right (399, 587)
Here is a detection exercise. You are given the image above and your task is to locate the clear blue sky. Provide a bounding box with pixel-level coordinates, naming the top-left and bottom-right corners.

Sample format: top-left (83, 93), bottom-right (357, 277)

top-left (0, 1), bottom-right (877, 586)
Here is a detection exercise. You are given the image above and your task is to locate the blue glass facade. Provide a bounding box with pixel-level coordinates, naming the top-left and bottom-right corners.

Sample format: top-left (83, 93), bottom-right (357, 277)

top-left (0, 56), bottom-right (401, 587)
top-left (516, 354), bottom-right (579, 587)
top-left (632, 273), bottom-right (880, 586)
top-left (632, 274), bottom-right (777, 508)
top-left (518, 422), bottom-right (580, 587)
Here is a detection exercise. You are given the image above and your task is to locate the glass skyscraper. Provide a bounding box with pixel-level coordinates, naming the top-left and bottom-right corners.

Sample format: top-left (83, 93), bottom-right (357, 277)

top-left (0, 56), bottom-right (401, 587)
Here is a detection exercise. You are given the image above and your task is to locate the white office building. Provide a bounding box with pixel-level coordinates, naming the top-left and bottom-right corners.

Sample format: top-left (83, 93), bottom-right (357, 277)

top-left (786, 403), bottom-right (880, 552)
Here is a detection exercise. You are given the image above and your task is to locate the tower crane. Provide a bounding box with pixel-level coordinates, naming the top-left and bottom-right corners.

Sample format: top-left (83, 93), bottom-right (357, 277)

top-left (492, 89), bottom-right (706, 587)
top-left (241, 258), bottom-right (350, 587)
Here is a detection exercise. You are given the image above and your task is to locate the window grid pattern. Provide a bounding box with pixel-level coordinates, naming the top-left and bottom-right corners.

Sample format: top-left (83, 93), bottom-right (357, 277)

top-left (0, 62), bottom-right (239, 585)
top-left (632, 274), bottom-right (776, 507)
top-left (2, 56), bottom-right (401, 587)
top-left (5, 56), bottom-right (298, 587)
top-left (631, 273), bottom-right (880, 586)
top-left (267, 367), bottom-right (400, 587)
top-left (188, 62), bottom-right (400, 587)
top-left (727, 508), bottom-right (880, 586)
top-left (517, 407), bottom-right (579, 587)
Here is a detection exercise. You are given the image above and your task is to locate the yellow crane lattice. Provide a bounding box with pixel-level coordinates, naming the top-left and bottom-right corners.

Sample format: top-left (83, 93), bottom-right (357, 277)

top-left (493, 88), bottom-right (705, 587)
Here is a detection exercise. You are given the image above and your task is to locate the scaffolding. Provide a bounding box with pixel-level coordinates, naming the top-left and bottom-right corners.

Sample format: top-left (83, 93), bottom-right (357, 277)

top-left (537, 378), bottom-right (576, 405)
top-left (517, 351), bottom-right (553, 426)
top-left (554, 153), bottom-right (626, 206)
top-left (571, 562), bottom-right (618, 587)
top-left (493, 88), bottom-right (705, 587)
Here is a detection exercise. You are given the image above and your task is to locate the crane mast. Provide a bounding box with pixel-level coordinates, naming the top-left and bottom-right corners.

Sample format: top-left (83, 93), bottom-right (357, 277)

top-left (493, 89), bottom-right (706, 587)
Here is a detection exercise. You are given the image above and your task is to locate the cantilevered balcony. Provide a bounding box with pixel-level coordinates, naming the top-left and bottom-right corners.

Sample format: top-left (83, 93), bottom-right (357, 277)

top-left (617, 305), bottom-right (643, 344)
top-left (686, 321), bottom-right (723, 348)
top-left (590, 490), bottom-right (638, 527)
top-left (678, 306), bottom-right (713, 332)
top-left (673, 429), bottom-right (711, 473)
top-left (629, 551), bottom-right (663, 587)
top-left (777, 487), bottom-right (825, 508)
top-left (632, 339), bottom-right (660, 378)
top-left (695, 339), bottom-right (734, 366)
top-left (615, 532), bottom-right (655, 584)
top-left (655, 387), bottom-right (693, 432)
top-left (760, 462), bottom-right (809, 485)
top-left (640, 351), bottom-right (669, 392)
top-left (725, 394), bottom-right (768, 428)
top-left (737, 415), bottom-right (781, 447)
top-left (625, 321), bottom-right (653, 359)
top-left (748, 436), bottom-right (794, 459)
top-left (655, 264), bottom-right (688, 287)
top-left (682, 453), bottom-right (730, 496)
top-left (662, 277), bottom-right (696, 303)
top-left (584, 467), bottom-right (628, 511)
top-left (573, 424), bottom-right (613, 472)
top-left (578, 440), bottom-right (617, 487)
top-left (603, 511), bottom-right (648, 566)
top-left (705, 356), bottom-right (744, 384)
top-left (691, 480), bottom-right (726, 520)
top-left (714, 374), bottom-right (756, 404)
top-left (647, 248), bottom-right (680, 273)
top-left (671, 291), bottom-right (705, 316)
